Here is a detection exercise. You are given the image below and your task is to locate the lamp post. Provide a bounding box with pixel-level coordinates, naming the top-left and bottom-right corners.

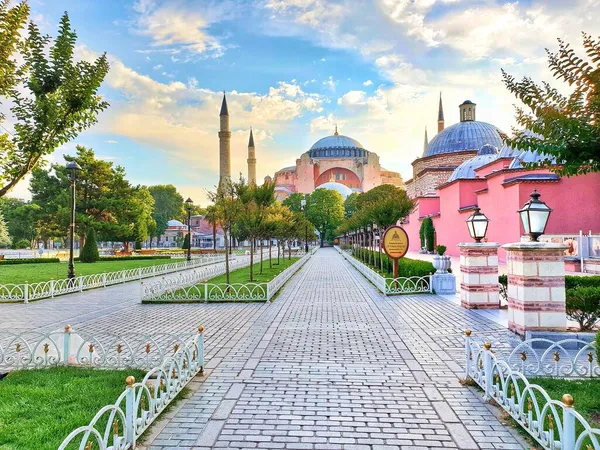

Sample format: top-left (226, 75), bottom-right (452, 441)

top-left (518, 189), bottom-right (552, 242)
top-left (466, 207), bottom-right (490, 243)
top-left (66, 161), bottom-right (82, 280)
top-left (185, 197), bottom-right (193, 261)
top-left (300, 198), bottom-right (308, 253)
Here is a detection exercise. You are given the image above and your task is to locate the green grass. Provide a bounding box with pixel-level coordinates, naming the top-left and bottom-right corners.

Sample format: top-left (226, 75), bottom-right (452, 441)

top-left (0, 259), bottom-right (184, 284)
top-left (0, 367), bottom-right (146, 450)
top-left (206, 256), bottom-right (299, 284)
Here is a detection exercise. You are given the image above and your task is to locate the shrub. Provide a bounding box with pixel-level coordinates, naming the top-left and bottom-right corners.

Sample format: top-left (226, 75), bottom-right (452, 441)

top-left (435, 245), bottom-right (447, 256)
top-left (596, 330), bottom-right (600, 366)
top-left (355, 248), bottom-right (434, 277)
top-left (12, 239), bottom-right (30, 249)
top-left (0, 258), bottom-right (60, 265)
top-left (498, 274), bottom-right (508, 303)
top-left (566, 287), bottom-right (600, 331)
top-left (565, 275), bottom-right (600, 290)
top-left (182, 233), bottom-right (190, 250)
top-left (421, 218), bottom-right (435, 252)
top-left (79, 229), bottom-right (100, 263)
top-left (135, 241), bottom-right (142, 250)
top-left (74, 255), bottom-right (172, 262)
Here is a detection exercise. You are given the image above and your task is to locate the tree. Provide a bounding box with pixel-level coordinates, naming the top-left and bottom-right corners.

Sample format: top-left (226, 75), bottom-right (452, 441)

top-left (282, 193), bottom-right (305, 213)
top-left (0, 197), bottom-right (40, 244)
top-left (0, 212), bottom-right (10, 248)
top-left (204, 205), bottom-right (219, 251)
top-left (79, 228), bottom-right (99, 262)
top-left (181, 233), bottom-right (190, 250)
top-left (305, 189), bottom-right (344, 247)
top-left (0, 6), bottom-right (110, 198)
top-left (503, 33), bottom-right (600, 176)
top-left (344, 192), bottom-right (358, 218)
top-left (148, 185), bottom-right (184, 246)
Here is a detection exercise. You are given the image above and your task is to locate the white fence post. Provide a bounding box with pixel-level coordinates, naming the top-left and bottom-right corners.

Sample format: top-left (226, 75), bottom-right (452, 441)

top-left (483, 342), bottom-right (493, 400)
top-left (103, 272), bottom-right (107, 287)
top-left (562, 394), bottom-right (576, 450)
top-left (24, 281), bottom-right (29, 304)
top-left (464, 329), bottom-right (472, 379)
top-left (125, 376), bottom-right (136, 447)
top-left (63, 324), bottom-right (72, 365)
top-left (79, 277), bottom-right (83, 292)
top-left (138, 267), bottom-right (142, 280)
top-left (122, 270), bottom-right (126, 284)
top-left (50, 278), bottom-right (55, 298)
top-left (204, 283), bottom-right (208, 301)
top-left (197, 326), bottom-right (205, 375)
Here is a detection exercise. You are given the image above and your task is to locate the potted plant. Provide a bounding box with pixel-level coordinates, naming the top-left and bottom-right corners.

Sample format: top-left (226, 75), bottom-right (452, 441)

top-left (433, 245), bottom-right (451, 273)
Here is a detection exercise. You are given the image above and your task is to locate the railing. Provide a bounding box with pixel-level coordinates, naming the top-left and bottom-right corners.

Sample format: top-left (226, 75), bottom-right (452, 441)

top-left (57, 328), bottom-right (205, 450)
top-left (0, 325), bottom-right (200, 371)
top-left (143, 250), bottom-right (315, 302)
top-left (334, 246), bottom-right (432, 295)
top-left (0, 254), bottom-right (228, 303)
top-left (465, 332), bottom-right (600, 450)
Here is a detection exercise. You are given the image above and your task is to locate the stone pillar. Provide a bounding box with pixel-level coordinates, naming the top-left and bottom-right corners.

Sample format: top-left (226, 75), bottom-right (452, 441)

top-left (503, 242), bottom-right (567, 335)
top-left (458, 243), bottom-right (500, 309)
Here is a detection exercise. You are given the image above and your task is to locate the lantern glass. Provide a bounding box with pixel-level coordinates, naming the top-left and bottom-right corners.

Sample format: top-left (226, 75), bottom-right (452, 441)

top-left (518, 190), bottom-right (552, 241)
top-left (466, 207), bottom-right (489, 242)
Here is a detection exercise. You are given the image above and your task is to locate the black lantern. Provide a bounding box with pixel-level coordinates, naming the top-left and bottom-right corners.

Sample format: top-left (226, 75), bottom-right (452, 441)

top-left (518, 189), bottom-right (552, 242)
top-left (185, 197), bottom-right (193, 261)
top-left (466, 207), bottom-right (489, 243)
top-left (66, 160), bottom-right (82, 280)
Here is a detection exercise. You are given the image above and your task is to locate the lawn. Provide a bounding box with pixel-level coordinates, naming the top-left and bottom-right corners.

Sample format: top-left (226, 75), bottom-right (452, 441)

top-left (207, 256), bottom-right (300, 284)
top-left (0, 367), bottom-right (146, 450)
top-left (0, 258), bottom-right (184, 284)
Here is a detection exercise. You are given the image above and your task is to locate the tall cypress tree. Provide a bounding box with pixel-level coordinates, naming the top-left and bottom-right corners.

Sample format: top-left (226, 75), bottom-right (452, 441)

top-left (80, 228), bottom-right (100, 262)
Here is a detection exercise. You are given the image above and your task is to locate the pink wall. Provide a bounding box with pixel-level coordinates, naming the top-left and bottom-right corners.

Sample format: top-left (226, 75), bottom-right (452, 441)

top-left (403, 197), bottom-right (440, 252)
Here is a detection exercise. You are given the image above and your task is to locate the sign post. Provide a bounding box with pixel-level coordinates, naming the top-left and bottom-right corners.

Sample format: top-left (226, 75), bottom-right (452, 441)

top-left (382, 225), bottom-right (409, 279)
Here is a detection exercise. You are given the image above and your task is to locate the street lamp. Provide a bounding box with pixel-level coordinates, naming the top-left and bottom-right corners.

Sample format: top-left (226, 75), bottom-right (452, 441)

top-left (185, 197), bottom-right (193, 261)
top-left (66, 160), bottom-right (82, 280)
top-left (518, 189), bottom-right (552, 242)
top-left (466, 207), bottom-right (490, 243)
top-left (300, 198), bottom-right (308, 253)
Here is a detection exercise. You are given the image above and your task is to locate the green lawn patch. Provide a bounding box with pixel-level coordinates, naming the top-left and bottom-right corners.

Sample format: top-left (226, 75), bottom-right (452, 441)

top-left (0, 258), bottom-right (184, 285)
top-left (206, 256), bottom-right (299, 285)
top-left (0, 367), bottom-right (146, 450)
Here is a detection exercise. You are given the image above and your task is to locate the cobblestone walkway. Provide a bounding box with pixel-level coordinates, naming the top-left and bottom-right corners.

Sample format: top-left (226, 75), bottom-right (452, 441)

top-left (0, 249), bottom-right (524, 449)
top-left (141, 249), bottom-right (524, 450)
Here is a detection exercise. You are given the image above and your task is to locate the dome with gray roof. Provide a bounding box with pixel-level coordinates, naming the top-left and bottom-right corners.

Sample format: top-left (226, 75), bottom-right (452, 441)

top-left (448, 145), bottom-right (500, 182)
top-left (424, 121), bottom-right (505, 157)
top-left (315, 181), bottom-right (353, 199)
top-left (308, 133), bottom-right (369, 159)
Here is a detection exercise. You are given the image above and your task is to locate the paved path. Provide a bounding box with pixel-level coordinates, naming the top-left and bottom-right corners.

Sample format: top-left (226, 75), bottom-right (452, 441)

top-left (0, 249), bottom-right (525, 449)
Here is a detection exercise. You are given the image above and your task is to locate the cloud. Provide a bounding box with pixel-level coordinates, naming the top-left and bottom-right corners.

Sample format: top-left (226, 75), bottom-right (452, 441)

top-left (363, 80), bottom-right (373, 86)
top-left (310, 114), bottom-right (345, 134)
top-left (323, 76), bottom-right (337, 91)
top-left (106, 140), bottom-right (119, 144)
top-left (337, 90), bottom-right (367, 107)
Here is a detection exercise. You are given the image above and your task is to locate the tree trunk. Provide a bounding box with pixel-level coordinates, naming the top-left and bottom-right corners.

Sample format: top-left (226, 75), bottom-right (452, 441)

top-left (288, 241), bottom-right (291, 260)
top-left (260, 239), bottom-right (264, 274)
top-left (212, 223), bottom-right (216, 251)
top-left (249, 237), bottom-right (254, 282)
top-left (269, 239), bottom-right (272, 269)
top-left (277, 241), bottom-right (280, 264)
top-left (123, 241), bottom-right (130, 253)
top-left (224, 229), bottom-right (230, 285)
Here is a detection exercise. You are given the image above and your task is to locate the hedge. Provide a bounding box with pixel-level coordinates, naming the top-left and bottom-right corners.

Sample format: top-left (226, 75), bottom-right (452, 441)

top-left (353, 248), bottom-right (435, 278)
top-left (0, 258), bottom-right (61, 265)
top-left (565, 275), bottom-right (600, 290)
top-left (75, 255), bottom-right (173, 262)
top-left (566, 286), bottom-right (600, 331)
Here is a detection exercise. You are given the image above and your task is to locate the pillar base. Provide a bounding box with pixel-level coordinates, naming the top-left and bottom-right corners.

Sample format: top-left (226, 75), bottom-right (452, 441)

top-left (458, 242), bottom-right (500, 309)
top-left (432, 272), bottom-right (456, 295)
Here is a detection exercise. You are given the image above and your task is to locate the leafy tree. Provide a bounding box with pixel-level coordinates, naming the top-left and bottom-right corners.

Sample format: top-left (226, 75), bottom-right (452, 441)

top-left (181, 233), bottom-right (190, 250)
top-left (503, 32), bottom-right (600, 176)
top-left (148, 185), bottom-right (184, 246)
top-left (204, 205), bottom-right (219, 251)
top-left (282, 192), bottom-right (305, 213)
top-left (421, 217), bottom-right (435, 252)
top-left (79, 228), bottom-right (99, 263)
top-left (0, 6), bottom-right (109, 198)
top-left (344, 192), bottom-right (358, 218)
top-left (0, 212), bottom-right (10, 248)
top-left (0, 197), bottom-right (40, 244)
top-left (305, 189), bottom-right (344, 247)
top-left (12, 238), bottom-right (29, 249)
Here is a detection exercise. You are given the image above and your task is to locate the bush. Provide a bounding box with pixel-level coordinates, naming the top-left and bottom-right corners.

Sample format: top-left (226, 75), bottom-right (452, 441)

top-left (566, 287), bottom-right (600, 331)
top-left (79, 229), bottom-right (100, 263)
top-left (421, 218), bottom-right (435, 252)
top-left (435, 245), bottom-right (447, 256)
top-left (135, 241), bottom-right (142, 250)
top-left (354, 248), bottom-right (435, 277)
top-left (12, 239), bottom-right (30, 249)
top-left (182, 233), bottom-right (190, 250)
top-left (498, 274), bottom-right (508, 303)
top-left (0, 258), bottom-right (60, 265)
top-left (75, 255), bottom-right (172, 262)
top-left (565, 275), bottom-right (600, 290)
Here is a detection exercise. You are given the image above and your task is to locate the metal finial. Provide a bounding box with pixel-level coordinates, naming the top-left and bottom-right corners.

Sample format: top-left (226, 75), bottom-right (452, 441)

top-left (562, 394), bottom-right (574, 407)
top-left (334, 124), bottom-right (339, 136)
top-left (126, 376), bottom-right (135, 387)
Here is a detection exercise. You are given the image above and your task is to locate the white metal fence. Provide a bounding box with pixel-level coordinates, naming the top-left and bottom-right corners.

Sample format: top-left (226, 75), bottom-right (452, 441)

top-left (0, 254), bottom-right (227, 303)
top-left (465, 332), bottom-right (600, 449)
top-left (334, 246), bottom-right (432, 295)
top-left (143, 250), bottom-right (314, 302)
top-left (57, 328), bottom-right (204, 450)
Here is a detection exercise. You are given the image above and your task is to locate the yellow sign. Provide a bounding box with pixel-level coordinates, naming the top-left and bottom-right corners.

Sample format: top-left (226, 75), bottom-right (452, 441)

top-left (382, 226), bottom-right (409, 260)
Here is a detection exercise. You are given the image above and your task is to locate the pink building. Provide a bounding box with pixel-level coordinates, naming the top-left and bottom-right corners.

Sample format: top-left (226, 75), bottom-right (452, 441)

top-left (270, 127), bottom-right (404, 201)
top-left (403, 97), bottom-right (600, 263)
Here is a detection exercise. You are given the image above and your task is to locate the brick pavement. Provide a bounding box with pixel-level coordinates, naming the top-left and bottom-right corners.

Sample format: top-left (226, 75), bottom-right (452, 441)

top-left (0, 249), bottom-right (526, 449)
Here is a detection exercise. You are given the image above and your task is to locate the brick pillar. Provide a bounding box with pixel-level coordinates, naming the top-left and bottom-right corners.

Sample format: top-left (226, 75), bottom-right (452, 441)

top-left (503, 242), bottom-right (567, 335)
top-left (458, 243), bottom-right (500, 309)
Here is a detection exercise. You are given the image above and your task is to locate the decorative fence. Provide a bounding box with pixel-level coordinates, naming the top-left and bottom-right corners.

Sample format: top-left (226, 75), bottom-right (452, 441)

top-left (142, 250), bottom-right (314, 302)
top-left (0, 254), bottom-right (228, 304)
top-left (465, 331), bottom-right (600, 450)
top-left (334, 246), bottom-right (432, 295)
top-left (56, 327), bottom-right (205, 450)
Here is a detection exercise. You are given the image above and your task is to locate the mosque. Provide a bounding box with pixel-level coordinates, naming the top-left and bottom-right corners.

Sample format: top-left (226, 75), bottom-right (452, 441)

top-left (402, 94), bottom-right (600, 267)
top-left (216, 92), bottom-right (404, 201)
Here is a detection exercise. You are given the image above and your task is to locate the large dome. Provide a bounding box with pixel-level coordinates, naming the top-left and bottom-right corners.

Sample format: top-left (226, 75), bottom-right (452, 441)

top-left (315, 181), bottom-right (353, 199)
top-left (448, 144), bottom-right (499, 182)
top-left (424, 121), bottom-right (505, 157)
top-left (308, 134), bottom-right (368, 159)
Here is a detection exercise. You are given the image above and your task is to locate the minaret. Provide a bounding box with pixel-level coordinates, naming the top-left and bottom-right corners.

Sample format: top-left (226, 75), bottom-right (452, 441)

top-left (247, 128), bottom-right (257, 185)
top-left (423, 126), bottom-right (428, 156)
top-left (437, 92), bottom-right (445, 133)
top-left (218, 92), bottom-right (231, 186)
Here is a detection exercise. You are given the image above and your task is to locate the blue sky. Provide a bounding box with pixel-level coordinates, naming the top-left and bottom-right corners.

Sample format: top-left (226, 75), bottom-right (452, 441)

top-left (9, 0), bottom-right (600, 203)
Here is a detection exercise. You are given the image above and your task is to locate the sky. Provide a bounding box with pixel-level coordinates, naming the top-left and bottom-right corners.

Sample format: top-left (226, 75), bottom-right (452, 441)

top-left (6, 0), bottom-right (600, 204)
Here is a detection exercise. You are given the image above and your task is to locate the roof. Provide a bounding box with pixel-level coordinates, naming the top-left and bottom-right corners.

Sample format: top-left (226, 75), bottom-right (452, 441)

top-left (248, 128), bottom-right (254, 147)
top-left (503, 174), bottom-right (560, 186)
top-left (508, 148), bottom-right (556, 169)
top-left (424, 120), bottom-right (505, 157)
top-left (167, 219), bottom-right (185, 227)
top-left (308, 134), bottom-right (368, 159)
top-left (219, 93), bottom-right (228, 116)
top-left (315, 181), bottom-right (353, 199)
top-left (498, 143), bottom-right (521, 158)
top-left (438, 93), bottom-right (444, 121)
top-left (448, 145), bottom-right (500, 182)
